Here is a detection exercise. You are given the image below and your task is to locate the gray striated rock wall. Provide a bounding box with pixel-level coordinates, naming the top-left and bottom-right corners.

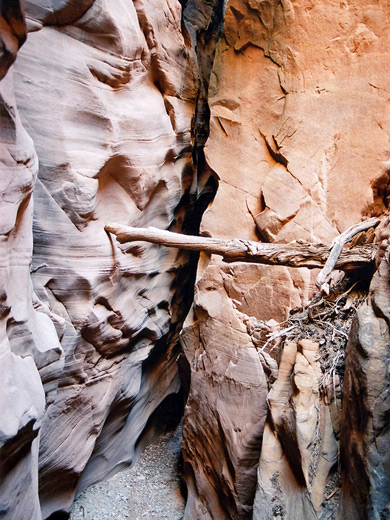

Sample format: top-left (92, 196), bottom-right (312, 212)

top-left (0, 0), bottom-right (221, 517)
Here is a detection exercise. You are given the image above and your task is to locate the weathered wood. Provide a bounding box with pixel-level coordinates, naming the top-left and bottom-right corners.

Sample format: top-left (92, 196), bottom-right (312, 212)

top-left (105, 223), bottom-right (377, 271)
top-left (315, 217), bottom-right (380, 293)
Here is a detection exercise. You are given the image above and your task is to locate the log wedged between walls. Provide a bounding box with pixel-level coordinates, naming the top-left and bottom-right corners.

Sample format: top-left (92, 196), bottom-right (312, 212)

top-left (180, 0), bottom-right (390, 518)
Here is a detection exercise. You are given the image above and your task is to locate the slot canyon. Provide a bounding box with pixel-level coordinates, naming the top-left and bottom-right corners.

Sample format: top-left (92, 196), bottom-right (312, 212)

top-left (0, 1), bottom-right (389, 519)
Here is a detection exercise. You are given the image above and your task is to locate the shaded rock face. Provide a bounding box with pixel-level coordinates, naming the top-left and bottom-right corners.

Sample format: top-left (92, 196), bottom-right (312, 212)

top-left (253, 338), bottom-right (340, 520)
top-left (181, 265), bottom-right (270, 520)
top-left (0, 7), bottom-right (62, 518)
top-left (0, 66), bottom-right (46, 520)
top-left (338, 250), bottom-right (390, 520)
top-left (0, 1), bottom-right (27, 80)
top-left (0, 0), bottom-right (221, 518)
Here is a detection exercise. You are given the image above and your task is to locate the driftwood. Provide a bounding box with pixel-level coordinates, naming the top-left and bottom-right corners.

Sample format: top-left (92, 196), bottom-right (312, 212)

top-left (315, 217), bottom-right (379, 293)
top-left (105, 219), bottom-right (379, 287)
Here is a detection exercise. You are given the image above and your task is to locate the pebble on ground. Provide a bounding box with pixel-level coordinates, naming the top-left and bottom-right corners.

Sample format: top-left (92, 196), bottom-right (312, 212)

top-left (70, 424), bottom-right (184, 520)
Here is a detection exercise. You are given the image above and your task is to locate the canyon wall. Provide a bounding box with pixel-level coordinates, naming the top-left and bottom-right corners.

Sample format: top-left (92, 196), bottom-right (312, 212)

top-left (0, 0), bottom-right (221, 517)
top-left (0, 4), bottom-right (51, 518)
top-left (181, 1), bottom-right (390, 519)
top-left (1, 1), bottom-right (389, 519)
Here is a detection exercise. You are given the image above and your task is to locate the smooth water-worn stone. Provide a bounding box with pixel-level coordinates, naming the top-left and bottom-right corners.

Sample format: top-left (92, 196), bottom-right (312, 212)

top-left (1, 0), bottom-right (220, 517)
top-left (338, 249), bottom-right (390, 520)
top-left (0, 10), bottom-right (61, 516)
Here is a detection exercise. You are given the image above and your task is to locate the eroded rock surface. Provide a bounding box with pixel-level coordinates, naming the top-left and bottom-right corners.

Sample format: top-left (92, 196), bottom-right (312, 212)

top-left (181, 0), bottom-right (390, 519)
top-left (181, 266), bottom-right (269, 520)
top-left (339, 249), bottom-right (390, 520)
top-left (0, 0), bottom-right (221, 518)
top-left (253, 338), bottom-right (339, 520)
top-left (0, 6), bottom-right (62, 518)
top-left (1, 0), bottom-right (390, 519)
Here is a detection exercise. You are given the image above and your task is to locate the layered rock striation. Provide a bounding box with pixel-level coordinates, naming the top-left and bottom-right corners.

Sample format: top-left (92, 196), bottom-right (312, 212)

top-left (1, 1), bottom-right (390, 519)
top-left (338, 247), bottom-right (390, 520)
top-left (181, 0), bottom-right (390, 519)
top-left (0, 0), bottom-right (222, 518)
top-left (0, 6), bottom-right (62, 517)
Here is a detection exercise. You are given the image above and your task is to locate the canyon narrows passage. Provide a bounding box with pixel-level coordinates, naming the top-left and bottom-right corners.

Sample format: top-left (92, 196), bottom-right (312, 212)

top-left (1, 1), bottom-right (390, 520)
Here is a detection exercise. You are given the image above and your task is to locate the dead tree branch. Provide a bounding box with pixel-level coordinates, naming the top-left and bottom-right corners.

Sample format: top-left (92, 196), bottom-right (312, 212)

top-left (105, 222), bottom-right (378, 273)
top-left (315, 217), bottom-right (380, 293)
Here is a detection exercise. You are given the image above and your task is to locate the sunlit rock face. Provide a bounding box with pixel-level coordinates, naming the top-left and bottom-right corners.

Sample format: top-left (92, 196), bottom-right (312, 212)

top-left (204, 0), bottom-right (390, 242)
top-left (181, 1), bottom-right (390, 519)
top-left (0, 0), bottom-right (220, 518)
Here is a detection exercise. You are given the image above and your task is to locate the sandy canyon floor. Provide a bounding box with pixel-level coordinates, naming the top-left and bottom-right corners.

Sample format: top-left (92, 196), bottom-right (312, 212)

top-left (70, 424), bottom-right (184, 520)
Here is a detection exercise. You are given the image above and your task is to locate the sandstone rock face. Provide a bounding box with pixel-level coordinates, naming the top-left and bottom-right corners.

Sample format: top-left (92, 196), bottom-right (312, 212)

top-left (339, 249), bottom-right (390, 520)
top-left (0, 1), bottom-right (27, 80)
top-left (2, 0), bottom-right (390, 519)
top-left (204, 0), bottom-right (390, 243)
top-left (0, 7), bottom-right (62, 518)
top-left (0, 0), bottom-right (221, 518)
top-left (0, 65), bottom-right (44, 520)
top-left (181, 0), bottom-right (390, 519)
top-left (181, 265), bottom-right (270, 520)
top-left (253, 338), bottom-right (339, 520)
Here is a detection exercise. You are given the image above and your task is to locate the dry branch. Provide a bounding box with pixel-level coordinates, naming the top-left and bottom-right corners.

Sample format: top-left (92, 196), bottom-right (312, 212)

top-left (315, 217), bottom-right (380, 293)
top-left (105, 222), bottom-right (378, 272)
